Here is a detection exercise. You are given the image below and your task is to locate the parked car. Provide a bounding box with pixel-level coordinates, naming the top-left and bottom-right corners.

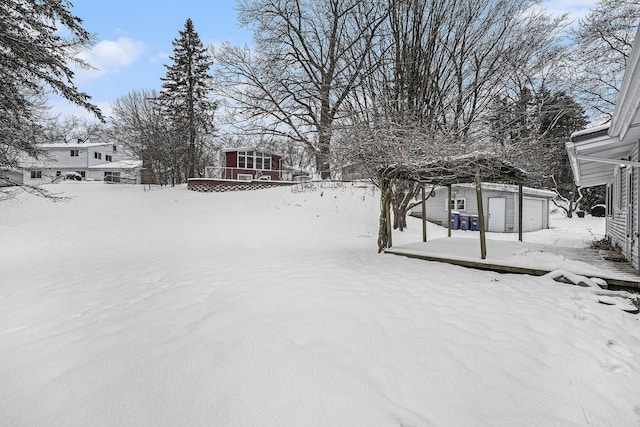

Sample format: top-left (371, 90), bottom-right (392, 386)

top-left (64, 172), bottom-right (82, 181)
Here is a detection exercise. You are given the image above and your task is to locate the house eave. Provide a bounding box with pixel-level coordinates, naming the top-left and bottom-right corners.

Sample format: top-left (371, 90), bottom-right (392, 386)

top-left (566, 136), bottom-right (637, 187)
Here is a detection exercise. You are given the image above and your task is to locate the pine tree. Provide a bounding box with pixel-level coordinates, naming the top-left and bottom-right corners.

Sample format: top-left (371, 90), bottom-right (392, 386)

top-left (493, 88), bottom-right (588, 216)
top-left (0, 0), bottom-right (101, 175)
top-left (159, 18), bottom-right (216, 180)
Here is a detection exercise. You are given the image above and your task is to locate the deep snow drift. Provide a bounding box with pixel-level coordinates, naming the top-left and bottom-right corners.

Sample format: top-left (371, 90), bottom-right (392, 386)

top-left (1, 182), bottom-right (639, 426)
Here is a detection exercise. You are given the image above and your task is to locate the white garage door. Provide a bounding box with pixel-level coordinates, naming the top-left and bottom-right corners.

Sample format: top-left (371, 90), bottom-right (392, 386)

top-left (523, 198), bottom-right (544, 232)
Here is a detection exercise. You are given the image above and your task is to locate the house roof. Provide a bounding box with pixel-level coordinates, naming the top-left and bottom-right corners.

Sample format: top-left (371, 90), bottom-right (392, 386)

top-left (39, 142), bottom-right (114, 149)
top-left (566, 27), bottom-right (640, 188)
top-left (443, 182), bottom-right (555, 199)
top-left (222, 147), bottom-right (283, 157)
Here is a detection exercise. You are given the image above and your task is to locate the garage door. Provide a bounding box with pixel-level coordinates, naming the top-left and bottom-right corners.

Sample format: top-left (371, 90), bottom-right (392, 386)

top-left (523, 198), bottom-right (544, 232)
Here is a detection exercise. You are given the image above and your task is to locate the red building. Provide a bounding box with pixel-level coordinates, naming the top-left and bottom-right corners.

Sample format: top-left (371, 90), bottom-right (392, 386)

top-left (220, 148), bottom-right (283, 181)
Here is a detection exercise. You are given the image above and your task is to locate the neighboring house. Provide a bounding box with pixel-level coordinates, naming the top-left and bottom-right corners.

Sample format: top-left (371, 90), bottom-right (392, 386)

top-left (19, 141), bottom-right (143, 184)
top-left (216, 148), bottom-right (284, 181)
top-left (412, 183), bottom-right (555, 233)
top-left (566, 29), bottom-right (640, 271)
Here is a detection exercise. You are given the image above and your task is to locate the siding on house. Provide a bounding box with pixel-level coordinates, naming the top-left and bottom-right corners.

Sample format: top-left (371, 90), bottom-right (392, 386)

top-left (221, 149), bottom-right (283, 180)
top-left (19, 142), bottom-right (141, 184)
top-left (605, 142), bottom-right (639, 269)
top-left (630, 143), bottom-right (639, 269)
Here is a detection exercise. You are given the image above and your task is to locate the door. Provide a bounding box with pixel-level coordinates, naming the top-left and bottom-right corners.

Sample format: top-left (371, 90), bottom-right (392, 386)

top-left (523, 198), bottom-right (544, 232)
top-left (488, 197), bottom-right (506, 232)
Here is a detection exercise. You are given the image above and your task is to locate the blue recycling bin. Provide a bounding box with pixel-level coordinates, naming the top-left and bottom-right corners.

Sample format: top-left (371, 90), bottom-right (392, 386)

top-left (469, 215), bottom-right (480, 231)
top-left (459, 215), bottom-right (470, 231)
top-left (450, 213), bottom-right (460, 230)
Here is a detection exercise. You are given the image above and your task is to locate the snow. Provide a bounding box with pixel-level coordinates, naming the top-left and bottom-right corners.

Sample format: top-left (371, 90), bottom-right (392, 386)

top-left (1, 182), bottom-right (639, 427)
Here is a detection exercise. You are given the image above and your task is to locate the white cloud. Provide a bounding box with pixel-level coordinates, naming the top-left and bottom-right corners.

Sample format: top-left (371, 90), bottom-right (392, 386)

top-left (541, 0), bottom-right (598, 24)
top-left (89, 37), bottom-right (147, 69)
top-left (74, 37), bottom-right (147, 82)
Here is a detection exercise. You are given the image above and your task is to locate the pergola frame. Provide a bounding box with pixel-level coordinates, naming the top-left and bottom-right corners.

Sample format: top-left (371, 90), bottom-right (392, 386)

top-left (380, 154), bottom-right (527, 259)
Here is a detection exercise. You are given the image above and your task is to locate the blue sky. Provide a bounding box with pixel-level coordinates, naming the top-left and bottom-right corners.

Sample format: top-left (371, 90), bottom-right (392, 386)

top-left (52, 0), bottom-right (598, 120)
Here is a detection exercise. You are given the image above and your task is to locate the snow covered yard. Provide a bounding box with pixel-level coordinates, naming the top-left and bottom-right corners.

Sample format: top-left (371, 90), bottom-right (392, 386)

top-left (1, 182), bottom-right (639, 426)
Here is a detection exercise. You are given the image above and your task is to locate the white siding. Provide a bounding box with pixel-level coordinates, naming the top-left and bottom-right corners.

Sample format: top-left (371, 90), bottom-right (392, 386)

top-left (606, 166), bottom-right (629, 257)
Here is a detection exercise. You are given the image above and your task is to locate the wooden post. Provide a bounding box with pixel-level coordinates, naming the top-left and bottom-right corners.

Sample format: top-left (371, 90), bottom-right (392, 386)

top-left (518, 184), bottom-right (523, 242)
top-left (475, 171), bottom-right (487, 259)
top-left (422, 185), bottom-right (427, 242)
top-left (386, 196), bottom-right (393, 248)
top-left (447, 184), bottom-right (452, 237)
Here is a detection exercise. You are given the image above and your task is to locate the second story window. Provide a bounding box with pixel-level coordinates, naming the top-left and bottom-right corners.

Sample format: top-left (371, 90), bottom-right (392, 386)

top-left (70, 149), bottom-right (79, 157)
top-left (105, 155), bottom-right (112, 162)
top-left (94, 152), bottom-right (102, 160)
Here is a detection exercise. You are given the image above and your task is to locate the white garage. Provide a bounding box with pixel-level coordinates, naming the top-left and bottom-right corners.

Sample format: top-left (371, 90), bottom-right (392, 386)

top-left (523, 197), bottom-right (546, 232)
top-left (413, 183), bottom-right (555, 233)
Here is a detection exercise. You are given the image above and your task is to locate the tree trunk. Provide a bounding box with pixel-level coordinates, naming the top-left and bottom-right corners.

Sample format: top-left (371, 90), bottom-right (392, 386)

top-left (378, 178), bottom-right (392, 252)
top-left (391, 180), bottom-right (419, 231)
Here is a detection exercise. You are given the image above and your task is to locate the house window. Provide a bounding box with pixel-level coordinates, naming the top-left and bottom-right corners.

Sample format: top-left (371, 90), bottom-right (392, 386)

top-left (56, 171), bottom-right (61, 177)
top-left (30, 170), bottom-right (42, 179)
top-left (70, 149), bottom-right (79, 157)
top-left (104, 171), bottom-right (120, 183)
top-left (79, 171), bottom-right (86, 178)
top-left (112, 145), bottom-right (117, 152)
top-left (446, 197), bottom-right (466, 211)
top-left (237, 150), bottom-right (272, 170)
top-left (94, 152), bottom-right (102, 160)
top-left (606, 183), bottom-right (613, 216)
top-left (105, 155), bottom-right (112, 162)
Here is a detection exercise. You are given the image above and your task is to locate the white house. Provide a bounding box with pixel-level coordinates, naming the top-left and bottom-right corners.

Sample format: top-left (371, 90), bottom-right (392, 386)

top-left (565, 28), bottom-right (640, 271)
top-left (412, 183), bottom-right (554, 233)
top-left (19, 141), bottom-right (143, 184)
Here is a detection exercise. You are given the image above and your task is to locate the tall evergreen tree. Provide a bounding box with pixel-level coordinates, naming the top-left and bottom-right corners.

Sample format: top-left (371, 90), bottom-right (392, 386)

top-left (0, 0), bottom-right (101, 179)
top-left (159, 18), bottom-right (216, 180)
top-left (493, 88), bottom-right (588, 216)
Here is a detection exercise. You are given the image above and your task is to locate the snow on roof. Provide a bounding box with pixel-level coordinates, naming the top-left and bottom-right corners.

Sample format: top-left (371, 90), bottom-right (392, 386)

top-left (88, 159), bottom-right (143, 170)
top-left (569, 123), bottom-right (610, 141)
top-left (222, 147), bottom-right (283, 157)
top-left (442, 182), bottom-right (556, 198)
top-left (38, 142), bottom-right (114, 148)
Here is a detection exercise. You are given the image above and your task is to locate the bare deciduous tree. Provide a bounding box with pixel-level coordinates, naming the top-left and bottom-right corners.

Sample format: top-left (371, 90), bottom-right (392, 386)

top-left (570, 0), bottom-right (640, 120)
top-left (339, 0), bottom-right (567, 244)
top-left (215, 0), bottom-right (389, 179)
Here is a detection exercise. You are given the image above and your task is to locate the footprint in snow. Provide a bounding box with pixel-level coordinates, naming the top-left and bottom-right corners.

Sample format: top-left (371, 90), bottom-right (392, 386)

top-left (607, 340), bottom-right (634, 357)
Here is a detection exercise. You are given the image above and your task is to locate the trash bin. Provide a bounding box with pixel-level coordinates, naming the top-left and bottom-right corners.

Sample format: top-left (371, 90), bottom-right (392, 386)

top-left (459, 215), bottom-right (470, 231)
top-left (469, 215), bottom-right (479, 231)
top-left (576, 210), bottom-right (585, 218)
top-left (450, 213), bottom-right (460, 230)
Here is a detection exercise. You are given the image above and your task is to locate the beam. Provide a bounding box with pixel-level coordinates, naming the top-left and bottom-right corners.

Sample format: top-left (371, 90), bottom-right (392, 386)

top-left (575, 155), bottom-right (640, 168)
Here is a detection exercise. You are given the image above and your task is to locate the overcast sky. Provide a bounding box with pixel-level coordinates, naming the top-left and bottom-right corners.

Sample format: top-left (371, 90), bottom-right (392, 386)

top-left (51, 0), bottom-right (600, 120)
